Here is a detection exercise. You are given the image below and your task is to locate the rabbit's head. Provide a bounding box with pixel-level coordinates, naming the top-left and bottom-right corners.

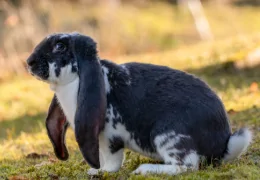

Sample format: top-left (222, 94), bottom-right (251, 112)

top-left (27, 33), bottom-right (106, 169)
top-left (27, 32), bottom-right (95, 85)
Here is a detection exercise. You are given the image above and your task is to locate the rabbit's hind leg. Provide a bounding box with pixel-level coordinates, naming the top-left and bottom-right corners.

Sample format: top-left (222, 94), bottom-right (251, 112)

top-left (133, 131), bottom-right (199, 175)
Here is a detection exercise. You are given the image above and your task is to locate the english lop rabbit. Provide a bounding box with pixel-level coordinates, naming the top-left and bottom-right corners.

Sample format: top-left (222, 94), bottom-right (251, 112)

top-left (26, 33), bottom-right (252, 175)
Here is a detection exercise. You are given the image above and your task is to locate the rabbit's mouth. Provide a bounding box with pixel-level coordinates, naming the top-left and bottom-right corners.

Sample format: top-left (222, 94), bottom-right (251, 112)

top-left (27, 66), bottom-right (37, 78)
top-left (26, 52), bottom-right (50, 81)
top-left (30, 72), bottom-right (50, 83)
top-left (27, 62), bottom-right (50, 82)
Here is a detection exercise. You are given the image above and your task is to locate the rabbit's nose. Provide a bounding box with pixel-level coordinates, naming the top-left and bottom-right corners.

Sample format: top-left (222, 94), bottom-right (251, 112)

top-left (27, 57), bottom-right (36, 67)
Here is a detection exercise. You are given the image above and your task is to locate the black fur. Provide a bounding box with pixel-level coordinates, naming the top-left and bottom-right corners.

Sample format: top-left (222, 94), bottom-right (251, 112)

top-left (109, 136), bottom-right (124, 153)
top-left (27, 33), bottom-right (235, 170)
top-left (100, 60), bottom-right (231, 161)
top-left (72, 35), bottom-right (106, 169)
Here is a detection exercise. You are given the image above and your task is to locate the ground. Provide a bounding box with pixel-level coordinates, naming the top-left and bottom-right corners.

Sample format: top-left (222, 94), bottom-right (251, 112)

top-left (1, 34), bottom-right (260, 179)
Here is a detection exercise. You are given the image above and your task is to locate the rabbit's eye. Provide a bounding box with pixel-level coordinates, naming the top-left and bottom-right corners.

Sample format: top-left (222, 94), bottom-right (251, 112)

top-left (54, 42), bottom-right (66, 52)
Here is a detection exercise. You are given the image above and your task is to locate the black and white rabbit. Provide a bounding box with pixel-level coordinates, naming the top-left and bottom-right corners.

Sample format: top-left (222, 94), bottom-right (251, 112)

top-left (26, 32), bottom-right (252, 175)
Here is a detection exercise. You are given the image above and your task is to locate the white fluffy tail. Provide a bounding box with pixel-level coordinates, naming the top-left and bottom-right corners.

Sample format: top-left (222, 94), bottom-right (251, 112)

top-left (223, 128), bottom-right (252, 162)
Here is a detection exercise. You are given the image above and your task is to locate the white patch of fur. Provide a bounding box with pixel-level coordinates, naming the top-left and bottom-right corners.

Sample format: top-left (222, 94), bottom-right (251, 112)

top-left (92, 131), bottom-right (124, 173)
top-left (126, 81), bottom-right (131, 86)
top-left (132, 141), bottom-right (198, 175)
top-left (183, 151), bottom-right (199, 170)
top-left (106, 104), bottom-right (121, 122)
top-left (223, 128), bottom-right (252, 162)
top-left (120, 64), bottom-right (131, 85)
top-left (50, 77), bottom-right (79, 130)
top-left (73, 61), bottom-right (77, 68)
top-left (155, 133), bottom-right (182, 162)
top-left (86, 105), bottom-right (125, 174)
top-left (48, 63), bottom-right (78, 85)
top-left (106, 104), bottom-right (116, 121)
top-left (48, 63), bottom-right (111, 130)
top-left (154, 132), bottom-right (190, 152)
top-left (154, 132), bottom-right (180, 162)
top-left (101, 66), bottom-right (111, 93)
top-left (48, 63), bottom-right (58, 83)
top-left (87, 168), bottom-right (101, 175)
top-left (121, 64), bottom-right (130, 75)
top-left (132, 163), bottom-right (188, 175)
top-left (151, 132), bottom-right (199, 175)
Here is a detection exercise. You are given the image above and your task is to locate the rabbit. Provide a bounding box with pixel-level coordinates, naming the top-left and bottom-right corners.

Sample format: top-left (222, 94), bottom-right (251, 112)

top-left (26, 32), bottom-right (252, 175)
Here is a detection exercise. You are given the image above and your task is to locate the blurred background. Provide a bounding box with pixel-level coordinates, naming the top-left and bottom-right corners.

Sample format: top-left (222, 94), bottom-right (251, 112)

top-left (1, 1), bottom-right (260, 179)
top-left (0, 0), bottom-right (260, 78)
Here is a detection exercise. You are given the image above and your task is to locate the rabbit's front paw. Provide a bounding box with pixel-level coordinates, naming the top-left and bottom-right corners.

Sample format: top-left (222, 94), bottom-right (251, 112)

top-left (87, 168), bottom-right (102, 175)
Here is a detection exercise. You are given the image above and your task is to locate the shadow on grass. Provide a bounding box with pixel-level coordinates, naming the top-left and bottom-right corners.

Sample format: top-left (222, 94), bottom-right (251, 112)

top-left (0, 112), bottom-right (46, 141)
top-left (185, 61), bottom-right (260, 92)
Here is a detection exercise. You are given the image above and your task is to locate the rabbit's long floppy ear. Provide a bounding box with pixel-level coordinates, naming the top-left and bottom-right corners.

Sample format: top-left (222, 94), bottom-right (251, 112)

top-left (46, 95), bottom-right (69, 160)
top-left (71, 35), bottom-right (106, 169)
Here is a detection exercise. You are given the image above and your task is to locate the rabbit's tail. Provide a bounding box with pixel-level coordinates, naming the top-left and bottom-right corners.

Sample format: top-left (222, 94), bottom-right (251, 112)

top-left (223, 128), bottom-right (252, 162)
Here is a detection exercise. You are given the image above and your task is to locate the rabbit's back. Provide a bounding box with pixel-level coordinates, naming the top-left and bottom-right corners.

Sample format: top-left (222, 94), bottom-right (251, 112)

top-left (101, 60), bottom-right (231, 160)
top-left (127, 62), bottom-right (231, 157)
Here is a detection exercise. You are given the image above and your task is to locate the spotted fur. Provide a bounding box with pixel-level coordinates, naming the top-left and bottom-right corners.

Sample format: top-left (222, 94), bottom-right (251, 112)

top-left (27, 32), bottom-right (252, 175)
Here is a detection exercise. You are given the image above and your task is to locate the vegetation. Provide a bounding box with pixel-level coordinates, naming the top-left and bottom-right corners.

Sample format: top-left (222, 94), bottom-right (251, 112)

top-left (1, 32), bottom-right (260, 179)
top-left (1, 0), bottom-right (260, 77)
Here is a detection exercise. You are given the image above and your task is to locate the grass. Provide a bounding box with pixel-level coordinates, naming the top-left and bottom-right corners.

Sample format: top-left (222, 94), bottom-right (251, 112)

top-left (1, 34), bottom-right (260, 179)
